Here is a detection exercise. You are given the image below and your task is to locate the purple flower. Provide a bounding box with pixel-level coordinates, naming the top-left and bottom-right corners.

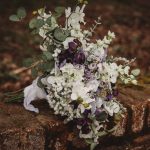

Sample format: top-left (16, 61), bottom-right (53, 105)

top-left (106, 93), bottom-right (113, 101)
top-left (68, 42), bottom-right (77, 50)
top-left (58, 49), bottom-right (75, 65)
top-left (83, 109), bottom-right (91, 117)
top-left (74, 51), bottom-right (85, 64)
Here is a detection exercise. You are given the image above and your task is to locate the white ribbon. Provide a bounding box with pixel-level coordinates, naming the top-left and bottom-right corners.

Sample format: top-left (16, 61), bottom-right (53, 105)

top-left (23, 78), bottom-right (47, 113)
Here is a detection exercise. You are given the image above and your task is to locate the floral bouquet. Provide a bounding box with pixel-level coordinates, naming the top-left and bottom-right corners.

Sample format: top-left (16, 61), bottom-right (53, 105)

top-left (9, 0), bottom-right (140, 149)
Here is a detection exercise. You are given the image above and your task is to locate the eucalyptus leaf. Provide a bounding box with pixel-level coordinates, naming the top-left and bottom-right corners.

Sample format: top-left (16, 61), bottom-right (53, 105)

top-left (29, 18), bottom-right (37, 29)
top-left (85, 139), bottom-right (94, 144)
top-left (31, 29), bottom-right (39, 35)
top-left (54, 28), bottom-right (70, 42)
top-left (47, 45), bottom-right (55, 52)
top-left (36, 19), bottom-right (44, 28)
top-left (31, 68), bottom-right (38, 78)
top-left (17, 7), bottom-right (26, 18)
top-left (46, 17), bottom-right (52, 25)
top-left (43, 61), bottom-right (54, 72)
top-left (131, 69), bottom-right (140, 76)
top-left (55, 7), bottom-right (65, 14)
top-left (53, 13), bottom-right (62, 19)
top-left (9, 15), bottom-right (20, 22)
top-left (90, 143), bottom-right (97, 150)
top-left (37, 76), bottom-right (45, 88)
top-left (43, 51), bottom-right (53, 60)
top-left (23, 58), bottom-right (33, 67)
top-left (97, 131), bottom-right (107, 137)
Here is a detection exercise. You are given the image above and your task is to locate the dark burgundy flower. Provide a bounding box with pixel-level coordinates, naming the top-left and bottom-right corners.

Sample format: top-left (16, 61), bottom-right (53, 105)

top-left (81, 125), bottom-right (90, 134)
top-left (74, 51), bottom-right (85, 64)
top-left (112, 89), bottom-right (119, 97)
top-left (69, 42), bottom-right (77, 50)
top-left (58, 49), bottom-right (75, 65)
top-left (77, 118), bottom-right (87, 126)
top-left (83, 109), bottom-right (91, 117)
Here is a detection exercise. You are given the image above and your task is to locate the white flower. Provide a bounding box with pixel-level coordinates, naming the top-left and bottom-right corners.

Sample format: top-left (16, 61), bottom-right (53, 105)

top-left (60, 63), bottom-right (84, 81)
top-left (71, 29), bottom-right (84, 38)
top-left (104, 101), bottom-right (120, 116)
top-left (86, 79), bottom-right (99, 92)
top-left (96, 97), bottom-right (103, 108)
top-left (65, 7), bottom-right (71, 18)
top-left (97, 63), bottom-right (103, 72)
top-left (67, 5), bottom-right (86, 29)
top-left (71, 82), bottom-right (94, 104)
top-left (108, 31), bottom-right (115, 39)
top-left (100, 62), bottom-right (119, 83)
top-left (124, 66), bottom-right (130, 75)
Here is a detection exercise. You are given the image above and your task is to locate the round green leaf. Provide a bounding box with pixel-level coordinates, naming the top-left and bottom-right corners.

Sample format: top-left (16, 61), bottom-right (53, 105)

top-left (131, 69), bottom-right (140, 76)
top-left (36, 19), bottom-right (44, 28)
top-left (29, 18), bottom-right (37, 29)
top-left (54, 28), bottom-right (69, 42)
top-left (43, 51), bottom-right (53, 60)
top-left (9, 15), bottom-right (20, 22)
top-left (55, 7), bottom-right (65, 14)
top-left (17, 7), bottom-right (26, 18)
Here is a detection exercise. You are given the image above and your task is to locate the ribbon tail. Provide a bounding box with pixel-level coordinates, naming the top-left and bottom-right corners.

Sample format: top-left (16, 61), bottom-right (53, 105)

top-left (23, 77), bottom-right (47, 113)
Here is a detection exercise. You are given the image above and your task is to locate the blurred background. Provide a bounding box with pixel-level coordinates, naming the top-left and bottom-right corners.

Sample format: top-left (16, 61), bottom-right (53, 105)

top-left (0, 0), bottom-right (150, 94)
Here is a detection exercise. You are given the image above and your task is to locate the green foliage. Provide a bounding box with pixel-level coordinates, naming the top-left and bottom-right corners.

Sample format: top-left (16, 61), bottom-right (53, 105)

top-left (46, 16), bottom-right (57, 31)
top-left (55, 7), bottom-right (65, 14)
top-left (23, 58), bottom-right (33, 67)
top-left (43, 61), bottom-right (55, 72)
top-left (29, 18), bottom-right (44, 29)
top-left (31, 67), bottom-right (38, 77)
top-left (9, 7), bottom-right (26, 22)
top-left (53, 6), bottom-right (65, 18)
top-left (9, 15), bottom-right (20, 22)
top-left (5, 92), bottom-right (24, 103)
top-left (54, 28), bottom-right (70, 42)
top-left (131, 69), bottom-right (140, 76)
top-left (17, 7), bottom-right (26, 18)
top-left (37, 76), bottom-right (45, 88)
top-left (43, 51), bottom-right (53, 60)
top-left (47, 45), bottom-right (56, 52)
